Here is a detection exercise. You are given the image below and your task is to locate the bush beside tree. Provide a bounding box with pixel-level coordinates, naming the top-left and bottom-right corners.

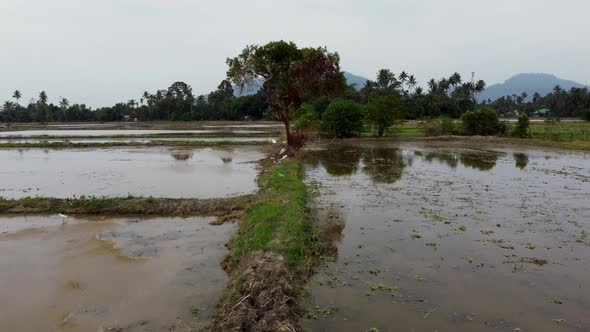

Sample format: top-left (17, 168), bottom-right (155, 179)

top-left (320, 99), bottom-right (364, 138)
top-left (460, 107), bottom-right (506, 136)
top-left (511, 113), bottom-right (531, 138)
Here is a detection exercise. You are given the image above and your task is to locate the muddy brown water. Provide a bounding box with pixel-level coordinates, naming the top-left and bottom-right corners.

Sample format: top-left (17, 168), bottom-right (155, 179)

top-left (0, 215), bottom-right (235, 331)
top-left (303, 142), bottom-right (590, 332)
top-left (0, 146), bottom-right (267, 199)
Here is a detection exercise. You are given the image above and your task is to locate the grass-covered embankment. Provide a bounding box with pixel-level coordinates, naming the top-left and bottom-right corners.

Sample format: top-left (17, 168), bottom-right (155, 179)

top-left (208, 160), bottom-right (320, 331)
top-left (0, 195), bottom-right (254, 220)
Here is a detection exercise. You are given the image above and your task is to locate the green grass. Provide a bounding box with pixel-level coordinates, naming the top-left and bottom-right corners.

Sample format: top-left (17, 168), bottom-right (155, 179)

top-left (230, 160), bottom-right (318, 273)
top-left (360, 120), bottom-right (590, 150)
top-left (521, 121), bottom-right (590, 141)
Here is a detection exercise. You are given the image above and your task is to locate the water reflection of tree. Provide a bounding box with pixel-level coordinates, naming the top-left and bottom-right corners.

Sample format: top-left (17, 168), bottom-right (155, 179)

top-left (305, 145), bottom-right (363, 176)
top-left (421, 151), bottom-right (459, 169)
top-left (459, 152), bottom-right (499, 171)
top-left (513, 153), bottom-right (529, 169)
top-left (416, 149), bottom-right (500, 171)
top-left (362, 147), bottom-right (405, 183)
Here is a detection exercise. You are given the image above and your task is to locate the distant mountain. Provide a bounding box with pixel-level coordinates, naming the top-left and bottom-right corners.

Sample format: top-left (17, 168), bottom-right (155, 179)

top-left (480, 73), bottom-right (588, 102)
top-left (343, 72), bottom-right (369, 90)
top-left (232, 71), bottom-right (369, 97)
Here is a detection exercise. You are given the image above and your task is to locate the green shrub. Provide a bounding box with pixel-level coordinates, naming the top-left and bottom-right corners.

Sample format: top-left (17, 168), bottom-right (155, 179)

top-left (320, 99), bottom-right (364, 138)
top-left (511, 113), bottom-right (531, 138)
top-left (292, 104), bottom-right (320, 130)
top-left (460, 107), bottom-right (506, 136)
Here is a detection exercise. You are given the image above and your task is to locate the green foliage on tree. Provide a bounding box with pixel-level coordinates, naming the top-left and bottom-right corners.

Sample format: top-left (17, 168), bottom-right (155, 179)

top-left (320, 99), bottom-right (364, 138)
top-left (511, 113), bottom-right (531, 138)
top-left (226, 40), bottom-right (343, 146)
top-left (292, 104), bottom-right (320, 131)
top-left (365, 94), bottom-right (404, 137)
top-left (461, 107), bottom-right (506, 136)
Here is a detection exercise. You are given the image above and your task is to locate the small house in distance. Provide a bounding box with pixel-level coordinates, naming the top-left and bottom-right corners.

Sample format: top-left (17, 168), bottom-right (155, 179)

top-left (533, 108), bottom-right (550, 117)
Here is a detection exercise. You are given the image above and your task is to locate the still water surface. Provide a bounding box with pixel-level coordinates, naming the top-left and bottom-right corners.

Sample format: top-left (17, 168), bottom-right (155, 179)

top-left (304, 143), bottom-right (590, 332)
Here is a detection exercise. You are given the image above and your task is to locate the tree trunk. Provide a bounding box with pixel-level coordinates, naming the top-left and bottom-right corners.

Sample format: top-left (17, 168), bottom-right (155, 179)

top-left (378, 126), bottom-right (385, 137)
top-left (284, 118), bottom-right (293, 146)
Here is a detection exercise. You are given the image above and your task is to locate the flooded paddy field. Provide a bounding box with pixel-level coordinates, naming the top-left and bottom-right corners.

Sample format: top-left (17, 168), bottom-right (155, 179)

top-left (303, 142), bottom-right (590, 332)
top-left (0, 129), bottom-right (275, 138)
top-left (0, 136), bottom-right (278, 144)
top-left (0, 146), bottom-right (268, 199)
top-left (0, 215), bottom-right (235, 331)
top-left (0, 121), bottom-right (284, 137)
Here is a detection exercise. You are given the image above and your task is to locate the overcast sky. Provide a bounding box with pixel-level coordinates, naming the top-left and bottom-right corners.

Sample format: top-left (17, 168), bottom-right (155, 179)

top-left (1, 0), bottom-right (589, 108)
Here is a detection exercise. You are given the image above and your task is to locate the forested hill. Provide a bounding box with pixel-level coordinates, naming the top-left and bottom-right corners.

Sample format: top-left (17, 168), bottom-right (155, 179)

top-left (480, 73), bottom-right (588, 101)
top-left (232, 71), bottom-right (369, 97)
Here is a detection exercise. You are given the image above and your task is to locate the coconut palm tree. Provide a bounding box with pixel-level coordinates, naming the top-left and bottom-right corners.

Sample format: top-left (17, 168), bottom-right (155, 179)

top-left (427, 79), bottom-right (438, 94)
top-left (407, 75), bottom-right (417, 94)
top-left (474, 80), bottom-right (486, 101)
top-left (449, 72), bottom-right (462, 92)
top-left (59, 97), bottom-right (69, 122)
top-left (38, 91), bottom-right (49, 124)
top-left (439, 78), bottom-right (450, 95)
top-left (399, 71), bottom-right (408, 92)
top-left (12, 90), bottom-right (22, 105)
top-left (376, 69), bottom-right (396, 90)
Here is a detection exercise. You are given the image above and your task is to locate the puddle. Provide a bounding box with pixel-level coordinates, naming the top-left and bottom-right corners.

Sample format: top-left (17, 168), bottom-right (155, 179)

top-left (304, 143), bottom-right (590, 332)
top-left (0, 146), bottom-right (268, 198)
top-left (0, 215), bottom-right (235, 331)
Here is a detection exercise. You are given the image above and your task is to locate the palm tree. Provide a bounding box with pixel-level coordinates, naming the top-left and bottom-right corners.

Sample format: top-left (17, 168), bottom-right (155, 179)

top-left (59, 97), bottom-right (69, 122)
top-left (439, 78), bottom-right (450, 95)
top-left (415, 87), bottom-right (424, 96)
top-left (474, 80), bottom-right (486, 101)
top-left (376, 69), bottom-right (396, 90)
top-left (407, 75), bottom-right (417, 94)
top-left (12, 90), bottom-right (22, 105)
top-left (38, 91), bottom-right (48, 124)
top-left (449, 72), bottom-right (462, 92)
top-left (427, 79), bottom-right (438, 94)
top-left (361, 80), bottom-right (379, 97)
top-left (399, 71), bottom-right (408, 92)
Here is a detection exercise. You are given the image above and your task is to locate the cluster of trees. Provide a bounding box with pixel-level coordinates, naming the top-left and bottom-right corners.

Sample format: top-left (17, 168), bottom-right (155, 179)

top-left (1, 91), bottom-right (95, 124)
top-left (288, 69), bottom-right (486, 138)
top-left (482, 85), bottom-right (590, 118)
top-left (1, 82), bottom-right (269, 124)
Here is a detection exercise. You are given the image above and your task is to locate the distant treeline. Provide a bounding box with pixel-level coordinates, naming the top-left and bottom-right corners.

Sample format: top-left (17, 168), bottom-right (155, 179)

top-left (2, 72), bottom-right (589, 124)
top-left (481, 86), bottom-right (590, 118)
top-left (1, 81), bottom-right (267, 123)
